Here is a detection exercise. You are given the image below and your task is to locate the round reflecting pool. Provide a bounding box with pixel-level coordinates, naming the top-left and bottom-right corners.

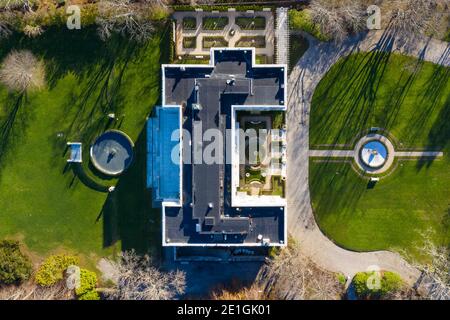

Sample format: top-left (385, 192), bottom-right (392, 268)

top-left (360, 140), bottom-right (388, 168)
top-left (90, 130), bottom-right (134, 176)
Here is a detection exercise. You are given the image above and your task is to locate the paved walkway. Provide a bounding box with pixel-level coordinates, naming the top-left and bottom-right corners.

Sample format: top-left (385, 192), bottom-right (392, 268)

top-left (173, 10), bottom-right (275, 57)
top-left (287, 29), bottom-right (449, 286)
top-left (275, 7), bottom-right (289, 64)
top-left (310, 134), bottom-right (444, 174)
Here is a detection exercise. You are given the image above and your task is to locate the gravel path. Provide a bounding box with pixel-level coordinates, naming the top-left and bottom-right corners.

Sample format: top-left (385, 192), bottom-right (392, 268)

top-left (286, 30), bottom-right (449, 285)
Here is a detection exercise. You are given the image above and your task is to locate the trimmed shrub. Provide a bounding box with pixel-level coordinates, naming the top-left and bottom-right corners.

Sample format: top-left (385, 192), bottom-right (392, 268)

top-left (78, 290), bottom-right (100, 300)
top-left (0, 50), bottom-right (46, 92)
top-left (352, 271), bottom-right (404, 299)
top-left (0, 240), bottom-right (32, 285)
top-left (75, 269), bottom-right (98, 297)
top-left (35, 254), bottom-right (79, 286)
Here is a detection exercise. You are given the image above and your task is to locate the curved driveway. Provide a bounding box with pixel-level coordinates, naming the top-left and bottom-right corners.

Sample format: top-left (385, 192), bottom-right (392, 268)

top-left (287, 30), bottom-right (449, 285)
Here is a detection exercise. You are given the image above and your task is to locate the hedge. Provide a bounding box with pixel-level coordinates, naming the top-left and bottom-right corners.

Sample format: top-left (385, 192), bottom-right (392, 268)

top-left (172, 5), bottom-right (271, 12)
top-left (352, 271), bottom-right (404, 299)
top-left (75, 268), bottom-right (99, 300)
top-left (0, 240), bottom-right (33, 285)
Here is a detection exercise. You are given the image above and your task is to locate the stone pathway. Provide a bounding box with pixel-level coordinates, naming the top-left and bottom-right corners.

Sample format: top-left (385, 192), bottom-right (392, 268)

top-left (310, 134), bottom-right (444, 175)
top-left (287, 29), bottom-right (449, 286)
top-left (173, 10), bottom-right (275, 58)
top-left (275, 7), bottom-right (289, 64)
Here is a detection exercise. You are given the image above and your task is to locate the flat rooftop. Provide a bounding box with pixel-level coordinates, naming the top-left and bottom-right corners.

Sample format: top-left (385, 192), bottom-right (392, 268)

top-left (160, 49), bottom-right (286, 246)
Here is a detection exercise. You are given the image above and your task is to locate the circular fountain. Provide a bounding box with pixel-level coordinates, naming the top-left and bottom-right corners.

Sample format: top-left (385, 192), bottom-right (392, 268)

top-left (90, 130), bottom-right (134, 176)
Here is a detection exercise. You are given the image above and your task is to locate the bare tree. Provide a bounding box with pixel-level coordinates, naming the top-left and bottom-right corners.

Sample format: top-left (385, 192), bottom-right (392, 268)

top-left (96, 0), bottom-right (169, 42)
top-left (0, 281), bottom-right (74, 300)
top-left (0, 11), bottom-right (16, 39)
top-left (211, 283), bottom-right (267, 300)
top-left (408, 229), bottom-right (450, 300)
top-left (103, 250), bottom-right (186, 300)
top-left (0, 50), bottom-right (46, 92)
top-left (383, 0), bottom-right (442, 37)
top-left (257, 240), bottom-right (345, 300)
top-left (0, 21), bottom-right (12, 39)
top-left (23, 25), bottom-right (43, 38)
top-left (0, 0), bottom-right (33, 11)
top-left (309, 0), bottom-right (366, 42)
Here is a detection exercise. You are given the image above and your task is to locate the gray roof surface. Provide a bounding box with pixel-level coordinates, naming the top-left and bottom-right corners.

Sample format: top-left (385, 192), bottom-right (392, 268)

top-left (162, 49), bottom-right (285, 245)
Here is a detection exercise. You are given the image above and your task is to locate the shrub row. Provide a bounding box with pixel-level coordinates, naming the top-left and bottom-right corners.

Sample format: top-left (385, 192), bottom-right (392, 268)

top-left (0, 240), bottom-right (33, 285)
top-left (172, 5), bottom-right (272, 12)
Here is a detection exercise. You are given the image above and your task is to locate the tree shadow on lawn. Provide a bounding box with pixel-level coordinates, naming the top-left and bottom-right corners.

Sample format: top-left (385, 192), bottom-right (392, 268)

top-left (311, 27), bottom-right (440, 150)
top-left (46, 35), bottom-right (150, 181)
top-left (0, 93), bottom-right (31, 180)
top-left (309, 159), bottom-right (366, 223)
top-left (311, 30), bottom-right (397, 147)
top-left (0, 27), bottom-right (132, 90)
top-left (100, 128), bottom-right (161, 258)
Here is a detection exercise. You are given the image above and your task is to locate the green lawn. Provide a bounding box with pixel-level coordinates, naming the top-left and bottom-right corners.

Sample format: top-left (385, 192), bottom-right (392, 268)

top-left (309, 52), bottom-right (449, 261)
top-left (0, 27), bottom-right (168, 268)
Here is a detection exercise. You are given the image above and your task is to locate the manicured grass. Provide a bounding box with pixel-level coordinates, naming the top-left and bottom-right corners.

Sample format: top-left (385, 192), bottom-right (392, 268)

top-left (236, 36), bottom-right (266, 48)
top-left (0, 27), bottom-right (168, 268)
top-left (289, 35), bottom-right (309, 71)
top-left (310, 53), bottom-right (450, 149)
top-left (310, 159), bottom-right (449, 260)
top-left (235, 16), bottom-right (266, 30)
top-left (182, 17), bottom-right (197, 30)
top-left (202, 17), bottom-right (229, 30)
top-left (202, 36), bottom-right (228, 49)
top-left (182, 36), bottom-right (196, 49)
top-left (309, 52), bottom-right (450, 261)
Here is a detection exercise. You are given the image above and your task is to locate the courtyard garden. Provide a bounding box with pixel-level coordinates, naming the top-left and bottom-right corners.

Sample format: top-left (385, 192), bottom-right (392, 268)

top-left (0, 26), bottom-right (169, 269)
top-left (309, 52), bottom-right (449, 261)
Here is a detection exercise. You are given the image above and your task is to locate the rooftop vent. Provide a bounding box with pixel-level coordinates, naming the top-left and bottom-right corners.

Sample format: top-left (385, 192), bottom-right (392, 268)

top-left (205, 217), bottom-right (215, 226)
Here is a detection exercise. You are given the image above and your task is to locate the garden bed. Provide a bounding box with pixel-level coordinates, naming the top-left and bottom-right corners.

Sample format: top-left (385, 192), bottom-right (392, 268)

top-left (235, 16), bottom-right (266, 30)
top-left (202, 36), bottom-right (228, 49)
top-left (182, 17), bottom-right (197, 30)
top-left (202, 17), bottom-right (229, 30)
top-left (236, 36), bottom-right (266, 48)
top-left (182, 36), bottom-right (196, 49)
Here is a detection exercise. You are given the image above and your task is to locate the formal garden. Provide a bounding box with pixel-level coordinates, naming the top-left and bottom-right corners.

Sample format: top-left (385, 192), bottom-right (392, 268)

top-left (309, 52), bottom-right (449, 262)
